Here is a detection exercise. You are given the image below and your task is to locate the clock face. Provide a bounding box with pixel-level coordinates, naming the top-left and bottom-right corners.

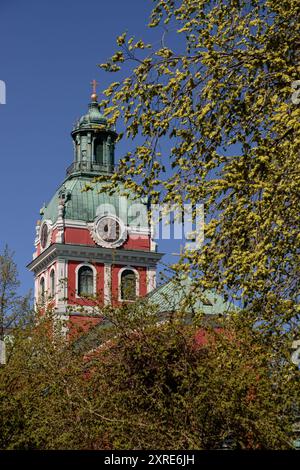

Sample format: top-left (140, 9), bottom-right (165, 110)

top-left (93, 215), bottom-right (126, 248)
top-left (40, 223), bottom-right (49, 249)
top-left (97, 216), bottom-right (120, 243)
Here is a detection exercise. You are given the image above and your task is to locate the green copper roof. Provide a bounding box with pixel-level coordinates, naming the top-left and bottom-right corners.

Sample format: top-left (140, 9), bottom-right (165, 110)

top-left (73, 101), bottom-right (107, 131)
top-left (72, 277), bottom-right (236, 354)
top-left (148, 277), bottom-right (235, 315)
top-left (41, 175), bottom-right (149, 227)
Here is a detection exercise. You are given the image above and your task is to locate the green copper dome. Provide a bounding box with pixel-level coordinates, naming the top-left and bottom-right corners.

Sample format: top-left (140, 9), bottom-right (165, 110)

top-left (74, 101), bottom-right (107, 131)
top-left (40, 91), bottom-right (146, 228)
top-left (41, 175), bottom-right (148, 228)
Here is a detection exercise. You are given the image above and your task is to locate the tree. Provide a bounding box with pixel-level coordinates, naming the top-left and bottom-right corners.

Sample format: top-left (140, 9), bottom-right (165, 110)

top-left (0, 245), bottom-right (32, 334)
top-left (1, 301), bottom-right (298, 450)
top-left (93, 1), bottom-right (299, 447)
top-left (0, 313), bottom-right (87, 449)
top-left (0, 245), bottom-right (32, 364)
top-left (97, 0), bottom-right (300, 330)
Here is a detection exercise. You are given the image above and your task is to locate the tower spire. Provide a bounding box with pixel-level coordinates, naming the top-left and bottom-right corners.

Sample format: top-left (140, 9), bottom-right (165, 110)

top-left (68, 81), bottom-right (117, 177)
top-left (90, 79), bottom-right (98, 102)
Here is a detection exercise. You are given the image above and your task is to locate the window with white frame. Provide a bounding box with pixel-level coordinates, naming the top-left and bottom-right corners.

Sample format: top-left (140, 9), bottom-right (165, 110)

top-left (40, 277), bottom-right (45, 303)
top-left (120, 269), bottom-right (137, 301)
top-left (78, 266), bottom-right (94, 296)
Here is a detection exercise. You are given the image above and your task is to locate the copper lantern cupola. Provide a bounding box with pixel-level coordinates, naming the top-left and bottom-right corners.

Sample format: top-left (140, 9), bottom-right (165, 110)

top-left (68, 81), bottom-right (117, 177)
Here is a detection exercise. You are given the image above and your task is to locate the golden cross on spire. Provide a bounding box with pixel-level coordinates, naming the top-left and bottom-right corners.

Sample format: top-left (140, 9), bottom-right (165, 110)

top-left (90, 79), bottom-right (98, 101)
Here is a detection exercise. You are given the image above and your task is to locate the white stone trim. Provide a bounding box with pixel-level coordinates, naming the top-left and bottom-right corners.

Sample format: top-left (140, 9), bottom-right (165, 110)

top-left (34, 221), bottom-right (41, 248)
top-left (150, 239), bottom-right (158, 252)
top-left (69, 305), bottom-right (101, 315)
top-left (91, 215), bottom-right (127, 249)
top-left (56, 259), bottom-right (68, 311)
top-left (118, 266), bottom-right (139, 302)
top-left (49, 265), bottom-right (56, 300)
top-left (75, 263), bottom-right (97, 298)
top-left (64, 219), bottom-right (88, 228)
top-left (56, 201), bottom-right (65, 243)
top-left (38, 273), bottom-right (47, 305)
top-left (28, 243), bottom-right (163, 275)
top-left (34, 276), bottom-right (39, 308)
top-left (147, 267), bottom-right (157, 293)
top-left (104, 263), bottom-right (112, 306)
top-left (55, 219), bottom-right (151, 235)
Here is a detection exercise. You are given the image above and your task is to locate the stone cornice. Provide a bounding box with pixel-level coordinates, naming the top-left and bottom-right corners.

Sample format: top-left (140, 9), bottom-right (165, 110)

top-left (27, 243), bottom-right (164, 275)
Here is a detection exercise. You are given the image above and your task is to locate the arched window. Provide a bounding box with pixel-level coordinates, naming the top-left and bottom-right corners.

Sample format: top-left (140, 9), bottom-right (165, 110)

top-left (40, 277), bottom-right (45, 303)
top-left (50, 270), bottom-right (55, 298)
top-left (120, 269), bottom-right (137, 301)
top-left (94, 137), bottom-right (104, 165)
top-left (78, 266), bottom-right (94, 296)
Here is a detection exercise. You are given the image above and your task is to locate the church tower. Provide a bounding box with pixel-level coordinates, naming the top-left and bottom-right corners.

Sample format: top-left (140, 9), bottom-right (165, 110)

top-left (28, 84), bottom-right (163, 333)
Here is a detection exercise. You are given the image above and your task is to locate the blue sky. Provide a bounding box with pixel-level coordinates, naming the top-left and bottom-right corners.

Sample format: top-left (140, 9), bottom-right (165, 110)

top-left (0, 0), bottom-right (182, 296)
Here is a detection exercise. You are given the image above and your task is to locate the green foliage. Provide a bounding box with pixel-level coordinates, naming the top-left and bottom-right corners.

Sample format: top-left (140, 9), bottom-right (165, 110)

top-left (0, 245), bottom-right (33, 337)
top-left (0, 315), bottom-right (87, 449)
top-left (91, 3), bottom-right (300, 448)
top-left (97, 0), bottom-right (300, 326)
top-left (0, 303), bottom-right (298, 450)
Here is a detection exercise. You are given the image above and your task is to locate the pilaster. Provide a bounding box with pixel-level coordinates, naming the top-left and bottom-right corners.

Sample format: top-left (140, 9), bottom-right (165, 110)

top-left (104, 263), bottom-right (112, 306)
top-left (147, 267), bottom-right (157, 293)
